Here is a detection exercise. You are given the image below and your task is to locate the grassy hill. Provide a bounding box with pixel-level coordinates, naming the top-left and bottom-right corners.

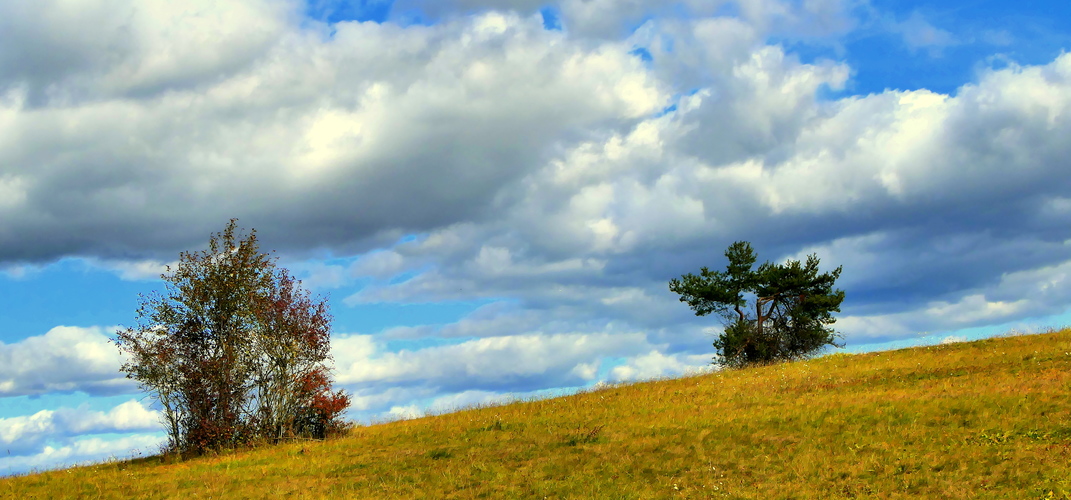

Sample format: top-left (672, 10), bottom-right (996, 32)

top-left (4, 329), bottom-right (1070, 499)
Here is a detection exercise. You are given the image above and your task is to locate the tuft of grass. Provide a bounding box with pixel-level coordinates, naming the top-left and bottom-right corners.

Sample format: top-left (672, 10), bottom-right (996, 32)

top-left (426, 448), bottom-right (453, 460)
top-left (563, 424), bottom-right (605, 446)
top-left (4, 328), bottom-right (1071, 499)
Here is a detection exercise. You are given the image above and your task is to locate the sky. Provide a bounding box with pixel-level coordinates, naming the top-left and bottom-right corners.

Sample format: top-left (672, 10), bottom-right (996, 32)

top-left (2, 0), bottom-right (1071, 476)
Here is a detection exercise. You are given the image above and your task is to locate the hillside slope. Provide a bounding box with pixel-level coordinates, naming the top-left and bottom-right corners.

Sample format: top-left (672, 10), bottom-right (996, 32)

top-left (4, 330), bottom-right (1070, 499)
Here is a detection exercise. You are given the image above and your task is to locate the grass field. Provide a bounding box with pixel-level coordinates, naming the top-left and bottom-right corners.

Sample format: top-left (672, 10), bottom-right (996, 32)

top-left (3, 329), bottom-right (1070, 499)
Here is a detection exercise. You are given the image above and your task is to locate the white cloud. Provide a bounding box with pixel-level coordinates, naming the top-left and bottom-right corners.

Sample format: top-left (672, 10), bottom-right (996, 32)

top-left (834, 255), bottom-right (1071, 343)
top-left (280, 260), bottom-right (352, 291)
top-left (325, 314), bottom-right (719, 421)
top-left (349, 250), bottom-right (407, 280)
top-left (0, 400), bottom-right (160, 457)
top-left (334, 330), bottom-right (654, 392)
top-left (426, 389), bottom-right (513, 413)
top-left (370, 388), bottom-right (529, 421)
top-left (0, 326), bottom-right (132, 398)
top-left (344, 385), bottom-right (441, 415)
top-left (385, 405), bottom-right (424, 421)
top-left (84, 258), bottom-right (175, 281)
top-left (0, 433), bottom-right (165, 476)
top-left (610, 350), bottom-right (714, 382)
top-left (923, 294), bottom-right (1030, 325)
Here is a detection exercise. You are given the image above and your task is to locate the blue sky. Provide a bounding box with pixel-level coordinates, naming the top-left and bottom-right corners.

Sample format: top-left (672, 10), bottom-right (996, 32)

top-left (3, 0), bottom-right (1071, 475)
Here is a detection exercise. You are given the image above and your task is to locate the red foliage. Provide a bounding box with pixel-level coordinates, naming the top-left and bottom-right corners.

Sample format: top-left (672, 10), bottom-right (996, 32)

top-left (292, 367), bottom-right (351, 438)
top-left (114, 220), bottom-right (351, 456)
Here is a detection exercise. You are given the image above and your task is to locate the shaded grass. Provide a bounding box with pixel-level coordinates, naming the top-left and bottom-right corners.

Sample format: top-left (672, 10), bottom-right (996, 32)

top-left (4, 329), bottom-right (1071, 499)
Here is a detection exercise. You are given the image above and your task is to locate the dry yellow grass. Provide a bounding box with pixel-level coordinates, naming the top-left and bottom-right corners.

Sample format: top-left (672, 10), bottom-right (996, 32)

top-left (3, 329), bottom-right (1070, 499)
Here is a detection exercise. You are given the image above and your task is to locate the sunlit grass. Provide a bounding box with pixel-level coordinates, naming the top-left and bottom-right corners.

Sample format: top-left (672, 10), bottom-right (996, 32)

top-left (4, 329), bottom-right (1071, 499)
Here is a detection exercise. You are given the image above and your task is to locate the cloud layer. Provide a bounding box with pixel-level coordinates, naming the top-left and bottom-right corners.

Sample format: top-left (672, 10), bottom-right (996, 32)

top-left (0, 4), bottom-right (664, 263)
top-left (3, 1), bottom-right (1068, 345)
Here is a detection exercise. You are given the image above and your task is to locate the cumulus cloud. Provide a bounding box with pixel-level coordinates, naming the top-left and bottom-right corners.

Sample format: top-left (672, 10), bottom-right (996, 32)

top-left (0, 6), bottom-right (665, 265)
top-left (0, 0), bottom-right (297, 102)
top-left (385, 404), bottom-right (425, 421)
top-left (0, 433), bottom-right (165, 476)
top-left (0, 326), bottom-right (132, 397)
top-left (423, 389), bottom-right (515, 413)
top-left (834, 255), bottom-right (1071, 342)
top-left (329, 330), bottom-right (613, 420)
top-left (82, 258), bottom-right (175, 281)
top-left (939, 335), bottom-right (967, 345)
top-left (0, 400), bottom-right (160, 457)
top-left (6, 0), bottom-right (1063, 350)
top-left (372, 388), bottom-right (533, 421)
top-left (333, 330), bottom-right (656, 393)
top-left (610, 350), bottom-right (714, 382)
top-left (354, 48), bottom-right (1071, 349)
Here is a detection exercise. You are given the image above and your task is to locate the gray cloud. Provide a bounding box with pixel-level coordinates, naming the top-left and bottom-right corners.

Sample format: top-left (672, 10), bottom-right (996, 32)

top-left (0, 6), bottom-right (665, 265)
top-left (0, 0), bottom-right (297, 104)
top-left (344, 47), bottom-right (1071, 348)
